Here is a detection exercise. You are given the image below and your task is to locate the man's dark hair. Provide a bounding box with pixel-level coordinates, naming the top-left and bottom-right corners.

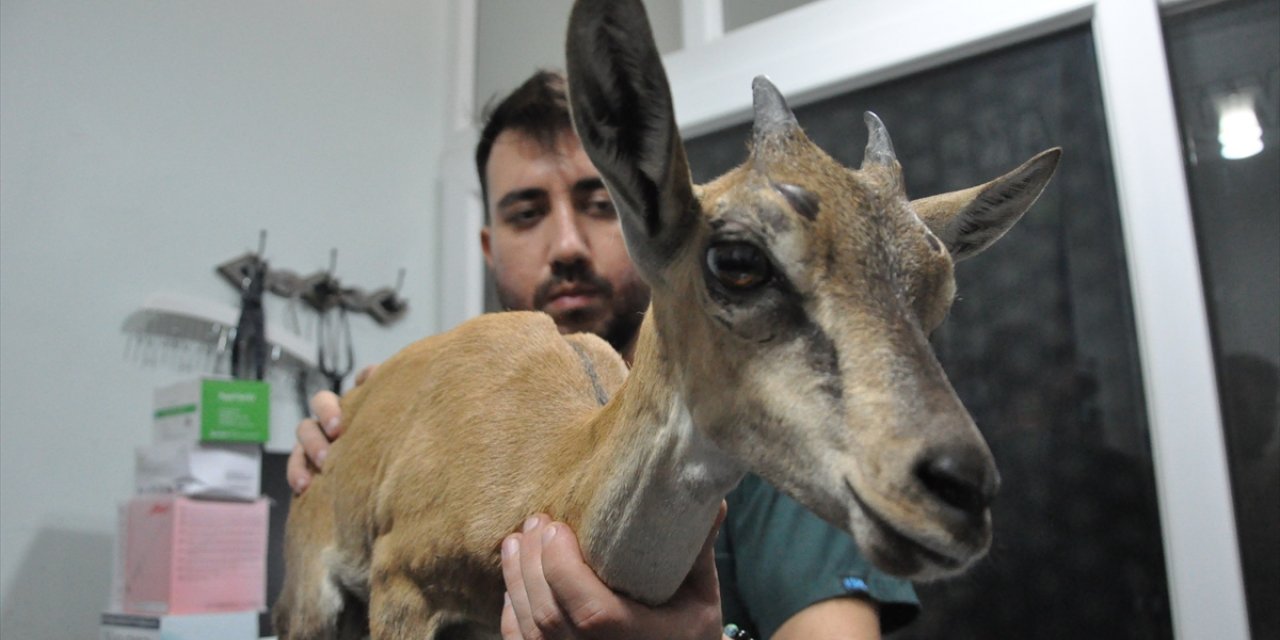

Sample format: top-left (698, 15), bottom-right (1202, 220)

top-left (475, 70), bottom-right (573, 222)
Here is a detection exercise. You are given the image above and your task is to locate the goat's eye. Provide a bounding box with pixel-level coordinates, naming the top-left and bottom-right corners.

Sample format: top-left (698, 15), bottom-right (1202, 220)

top-left (706, 242), bottom-right (772, 290)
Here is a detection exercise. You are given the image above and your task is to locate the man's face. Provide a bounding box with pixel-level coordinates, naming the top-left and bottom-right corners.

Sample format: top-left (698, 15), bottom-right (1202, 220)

top-left (481, 128), bottom-right (650, 354)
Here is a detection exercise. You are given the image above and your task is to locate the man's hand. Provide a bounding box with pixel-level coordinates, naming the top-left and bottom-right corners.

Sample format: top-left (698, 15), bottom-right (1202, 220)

top-left (500, 503), bottom-right (728, 640)
top-left (286, 365), bottom-right (376, 494)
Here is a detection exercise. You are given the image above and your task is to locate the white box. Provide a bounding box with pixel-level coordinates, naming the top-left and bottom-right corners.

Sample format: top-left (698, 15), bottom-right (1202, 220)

top-left (100, 611), bottom-right (258, 640)
top-left (135, 441), bottom-right (262, 501)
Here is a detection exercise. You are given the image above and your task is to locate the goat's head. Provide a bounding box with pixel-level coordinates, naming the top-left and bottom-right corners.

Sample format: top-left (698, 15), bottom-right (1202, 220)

top-left (567, 0), bottom-right (1059, 580)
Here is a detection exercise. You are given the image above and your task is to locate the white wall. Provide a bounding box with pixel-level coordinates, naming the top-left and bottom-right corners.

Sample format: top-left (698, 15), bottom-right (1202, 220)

top-left (0, 1), bottom-right (451, 636)
top-left (474, 0), bottom-right (683, 109)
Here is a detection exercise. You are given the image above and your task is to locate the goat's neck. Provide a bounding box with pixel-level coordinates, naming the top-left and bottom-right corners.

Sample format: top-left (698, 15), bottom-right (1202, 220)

top-left (574, 312), bottom-right (746, 605)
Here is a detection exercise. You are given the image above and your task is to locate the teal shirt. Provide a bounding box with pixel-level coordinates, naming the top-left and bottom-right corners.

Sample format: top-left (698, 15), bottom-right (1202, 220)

top-left (716, 474), bottom-right (920, 639)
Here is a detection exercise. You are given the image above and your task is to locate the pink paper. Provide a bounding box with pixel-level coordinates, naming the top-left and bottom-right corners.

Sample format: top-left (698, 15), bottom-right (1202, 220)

top-left (123, 495), bottom-right (268, 615)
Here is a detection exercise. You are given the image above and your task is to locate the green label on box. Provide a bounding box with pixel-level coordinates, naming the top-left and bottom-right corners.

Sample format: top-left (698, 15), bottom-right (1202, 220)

top-left (200, 379), bottom-right (269, 443)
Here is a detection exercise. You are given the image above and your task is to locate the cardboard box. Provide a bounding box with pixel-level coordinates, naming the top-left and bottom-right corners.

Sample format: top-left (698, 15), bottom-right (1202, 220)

top-left (154, 378), bottom-right (270, 444)
top-left (122, 495), bottom-right (269, 615)
top-left (135, 442), bottom-right (262, 501)
top-left (100, 611), bottom-right (258, 640)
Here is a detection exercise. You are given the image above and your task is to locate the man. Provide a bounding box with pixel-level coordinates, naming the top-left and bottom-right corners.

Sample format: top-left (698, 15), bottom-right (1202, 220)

top-left (288, 70), bottom-right (918, 640)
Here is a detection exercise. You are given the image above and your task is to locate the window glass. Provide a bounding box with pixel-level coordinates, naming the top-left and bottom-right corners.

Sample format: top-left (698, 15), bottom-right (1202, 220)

top-left (685, 26), bottom-right (1174, 638)
top-left (1164, 1), bottom-right (1280, 637)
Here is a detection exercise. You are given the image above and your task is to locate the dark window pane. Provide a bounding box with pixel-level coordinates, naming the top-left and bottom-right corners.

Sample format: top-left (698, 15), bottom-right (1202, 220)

top-left (685, 27), bottom-right (1173, 638)
top-left (1165, 1), bottom-right (1280, 638)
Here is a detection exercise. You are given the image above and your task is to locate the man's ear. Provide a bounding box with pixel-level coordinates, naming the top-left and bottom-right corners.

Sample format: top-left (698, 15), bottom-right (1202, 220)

top-left (480, 226), bottom-right (495, 269)
top-left (911, 148), bottom-right (1061, 261)
top-left (565, 0), bottom-right (698, 281)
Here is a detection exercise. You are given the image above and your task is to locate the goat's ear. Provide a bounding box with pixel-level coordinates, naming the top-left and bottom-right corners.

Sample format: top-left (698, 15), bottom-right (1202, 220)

top-left (911, 148), bottom-right (1061, 261)
top-left (566, 0), bottom-right (697, 280)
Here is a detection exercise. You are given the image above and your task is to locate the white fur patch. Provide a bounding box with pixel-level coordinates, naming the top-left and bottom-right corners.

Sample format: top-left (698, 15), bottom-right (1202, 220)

top-left (586, 396), bottom-right (744, 604)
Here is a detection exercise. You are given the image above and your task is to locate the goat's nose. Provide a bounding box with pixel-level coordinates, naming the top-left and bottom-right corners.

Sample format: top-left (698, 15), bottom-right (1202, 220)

top-left (915, 450), bottom-right (1000, 517)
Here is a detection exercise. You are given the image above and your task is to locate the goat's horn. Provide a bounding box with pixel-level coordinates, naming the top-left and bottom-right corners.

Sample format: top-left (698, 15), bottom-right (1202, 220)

top-left (862, 111), bottom-right (898, 168)
top-left (752, 76), bottom-right (798, 142)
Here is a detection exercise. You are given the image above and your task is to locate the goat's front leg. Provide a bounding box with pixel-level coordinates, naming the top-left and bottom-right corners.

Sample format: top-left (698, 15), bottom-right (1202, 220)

top-left (369, 537), bottom-right (480, 640)
top-left (368, 558), bottom-right (434, 639)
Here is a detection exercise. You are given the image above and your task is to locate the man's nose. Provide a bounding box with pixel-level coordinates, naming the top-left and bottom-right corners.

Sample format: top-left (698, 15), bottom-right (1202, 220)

top-left (547, 201), bottom-right (590, 264)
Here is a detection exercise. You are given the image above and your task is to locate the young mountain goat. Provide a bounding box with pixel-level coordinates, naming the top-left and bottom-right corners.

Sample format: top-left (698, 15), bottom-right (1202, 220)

top-left (274, 0), bottom-right (1060, 637)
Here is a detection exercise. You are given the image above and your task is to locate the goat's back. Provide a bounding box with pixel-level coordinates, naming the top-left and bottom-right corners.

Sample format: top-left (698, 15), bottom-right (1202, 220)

top-left (276, 311), bottom-right (628, 636)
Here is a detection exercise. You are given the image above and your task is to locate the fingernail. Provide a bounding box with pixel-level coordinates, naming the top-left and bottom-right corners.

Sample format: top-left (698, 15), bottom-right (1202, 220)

top-left (542, 524), bottom-right (557, 544)
top-left (324, 416), bottom-right (341, 435)
top-left (291, 477), bottom-right (308, 493)
top-left (503, 592), bottom-right (511, 608)
top-left (316, 449), bottom-right (327, 468)
top-left (523, 516), bottom-right (539, 533)
top-left (502, 536), bottom-right (519, 559)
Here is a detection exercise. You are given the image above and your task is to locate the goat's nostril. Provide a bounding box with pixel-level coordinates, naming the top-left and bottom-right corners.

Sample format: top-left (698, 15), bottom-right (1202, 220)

top-left (915, 453), bottom-right (999, 516)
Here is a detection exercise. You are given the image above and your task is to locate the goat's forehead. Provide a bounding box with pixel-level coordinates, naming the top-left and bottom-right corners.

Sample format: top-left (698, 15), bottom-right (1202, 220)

top-left (695, 157), bottom-right (896, 234)
top-left (693, 157), bottom-right (929, 292)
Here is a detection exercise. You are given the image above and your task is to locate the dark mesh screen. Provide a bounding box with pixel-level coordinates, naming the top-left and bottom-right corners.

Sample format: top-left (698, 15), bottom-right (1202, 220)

top-left (685, 26), bottom-right (1174, 639)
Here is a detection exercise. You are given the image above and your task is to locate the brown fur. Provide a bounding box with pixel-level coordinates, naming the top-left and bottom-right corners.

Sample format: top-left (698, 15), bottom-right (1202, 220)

top-left (276, 313), bottom-right (635, 638)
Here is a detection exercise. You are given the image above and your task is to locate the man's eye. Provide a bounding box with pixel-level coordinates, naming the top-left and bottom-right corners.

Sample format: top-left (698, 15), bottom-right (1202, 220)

top-left (505, 208), bottom-right (544, 227)
top-left (585, 196), bottom-right (616, 218)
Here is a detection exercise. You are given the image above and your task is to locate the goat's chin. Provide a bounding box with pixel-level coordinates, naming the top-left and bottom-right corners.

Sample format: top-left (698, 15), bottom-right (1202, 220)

top-left (845, 482), bottom-right (991, 582)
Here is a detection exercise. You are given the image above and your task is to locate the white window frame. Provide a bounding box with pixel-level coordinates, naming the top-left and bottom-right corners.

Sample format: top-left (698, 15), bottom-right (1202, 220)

top-left (666, 1), bottom-right (1247, 638)
top-left (437, 0), bottom-right (485, 333)
top-left (440, 1), bottom-right (1249, 636)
